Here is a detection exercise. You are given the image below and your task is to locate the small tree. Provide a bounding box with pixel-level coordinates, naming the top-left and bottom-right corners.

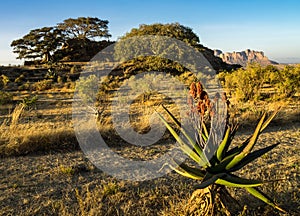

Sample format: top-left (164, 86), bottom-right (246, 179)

top-left (11, 27), bottom-right (63, 62)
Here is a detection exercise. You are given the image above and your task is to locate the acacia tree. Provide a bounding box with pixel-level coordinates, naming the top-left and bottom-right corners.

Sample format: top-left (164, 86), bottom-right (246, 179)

top-left (55, 17), bottom-right (112, 61)
top-left (122, 23), bottom-right (200, 46)
top-left (57, 17), bottom-right (111, 40)
top-left (114, 23), bottom-right (201, 77)
top-left (11, 27), bottom-right (63, 62)
top-left (11, 17), bottom-right (111, 63)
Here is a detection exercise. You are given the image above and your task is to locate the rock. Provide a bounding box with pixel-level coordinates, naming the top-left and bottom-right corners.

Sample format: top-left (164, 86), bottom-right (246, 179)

top-left (214, 49), bottom-right (278, 67)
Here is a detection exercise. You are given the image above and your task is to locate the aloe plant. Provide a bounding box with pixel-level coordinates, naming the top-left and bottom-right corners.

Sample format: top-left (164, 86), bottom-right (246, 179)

top-left (157, 82), bottom-right (285, 213)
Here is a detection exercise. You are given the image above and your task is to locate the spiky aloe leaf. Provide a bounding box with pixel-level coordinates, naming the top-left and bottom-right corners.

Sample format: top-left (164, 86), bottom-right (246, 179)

top-left (177, 162), bottom-right (206, 178)
top-left (161, 105), bottom-right (207, 160)
top-left (208, 151), bottom-right (239, 174)
top-left (225, 113), bottom-right (266, 170)
top-left (201, 121), bottom-right (209, 140)
top-left (159, 106), bottom-right (209, 166)
top-left (260, 108), bottom-right (279, 132)
top-left (216, 173), bottom-right (263, 188)
top-left (156, 112), bottom-right (206, 166)
top-left (195, 173), bottom-right (225, 189)
top-left (169, 163), bottom-right (204, 180)
top-left (216, 126), bottom-right (231, 162)
top-left (245, 187), bottom-right (286, 213)
top-left (228, 143), bottom-right (279, 172)
top-left (225, 110), bottom-right (278, 158)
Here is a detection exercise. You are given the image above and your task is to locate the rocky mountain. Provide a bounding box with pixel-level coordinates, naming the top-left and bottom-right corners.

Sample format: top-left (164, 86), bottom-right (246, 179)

top-left (196, 45), bottom-right (241, 71)
top-left (214, 49), bottom-right (278, 67)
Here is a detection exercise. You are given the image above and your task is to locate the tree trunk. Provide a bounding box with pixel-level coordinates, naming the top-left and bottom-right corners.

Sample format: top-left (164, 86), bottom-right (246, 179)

top-left (186, 185), bottom-right (241, 216)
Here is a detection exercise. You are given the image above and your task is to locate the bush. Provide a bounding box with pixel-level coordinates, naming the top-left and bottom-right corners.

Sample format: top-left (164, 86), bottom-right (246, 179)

top-left (33, 80), bottom-right (53, 91)
top-left (220, 64), bottom-right (266, 102)
top-left (219, 64), bottom-right (300, 103)
top-left (14, 74), bottom-right (26, 84)
top-left (270, 65), bottom-right (300, 98)
top-left (0, 91), bottom-right (13, 105)
top-left (0, 75), bottom-right (10, 89)
top-left (76, 75), bottom-right (98, 104)
top-left (18, 81), bottom-right (32, 91)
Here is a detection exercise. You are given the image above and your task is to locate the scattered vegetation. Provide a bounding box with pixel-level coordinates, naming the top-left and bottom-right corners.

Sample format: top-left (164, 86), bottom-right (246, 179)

top-left (0, 74), bottom-right (10, 88)
top-left (218, 63), bottom-right (300, 103)
top-left (32, 79), bottom-right (53, 91)
top-left (0, 91), bottom-right (13, 105)
top-left (1, 21), bottom-right (299, 216)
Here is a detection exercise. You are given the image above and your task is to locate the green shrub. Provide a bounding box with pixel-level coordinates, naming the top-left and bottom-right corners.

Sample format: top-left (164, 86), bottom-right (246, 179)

top-left (219, 64), bottom-right (300, 103)
top-left (21, 95), bottom-right (38, 109)
top-left (57, 76), bottom-right (64, 84)
top-left (33, 80), bottom-right (53, 91)
top-left (76, 75), bottom-right (98, 103)
top-left (271, 65), bottom-right (300, 98)
top-left (0, 91), bottom-right (13, 105)
top-left (18, 81), bottom-right (32, 91)
top-left (221, 64), bottom-right (266, 102)
top-left (0, 75), bottom-right (10, 88)
top-left (14, 74), bottom-right (26, 84)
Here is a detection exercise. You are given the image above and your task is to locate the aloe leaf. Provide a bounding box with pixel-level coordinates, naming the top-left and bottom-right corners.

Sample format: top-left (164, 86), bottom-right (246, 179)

top-left (201, 121), bottom-right (209, 139)
top-left (159, 107), bottom-right (209, 166)
top-left (224, 145), bottom-right (242, 158)
top-left (156, 112), bottom-right (205, 165)
top-left (216, 126), bottom-right (231, 161)
top-left (228, 143), bottom-right (279, 172)
top-left (161, 105), bottom-right (206, 158)
top-left (195, 173), bottom-right (224, 189)
top-left (208, 151), bottom-right (239, 174)
top-left (225, 111), bottom-right (278, 158)
top-left (260, 109), bottom-right (279, 132)
top-left (170, 163), bottom-right (204, 180)
top-left (230, 124), bottom-right (239, 139)
top-left (225, 113), bottom-right (266, 170)
top-left (181, 144), bottom-right (207, 166)
top-left (241, 113), bottom-right (266, 153)
top-left (161, 105), bottom-right (182, 129)
top-left (177, 162), bottom-right (206, 178)
top-left (216, 173), bottom-right (263, 188)
top-left (201, 132), bottom-right (208, 142)
top-left (245, 187), bottom-right (287, 213)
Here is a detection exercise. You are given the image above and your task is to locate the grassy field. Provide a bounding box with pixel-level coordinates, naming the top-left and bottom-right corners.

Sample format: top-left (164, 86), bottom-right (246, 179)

top-left (0, 65), bottom-right (299, 215)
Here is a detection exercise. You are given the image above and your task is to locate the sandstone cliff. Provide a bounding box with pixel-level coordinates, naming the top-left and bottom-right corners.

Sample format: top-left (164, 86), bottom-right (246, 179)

top-left (214, 49), bottom-right (278, 67)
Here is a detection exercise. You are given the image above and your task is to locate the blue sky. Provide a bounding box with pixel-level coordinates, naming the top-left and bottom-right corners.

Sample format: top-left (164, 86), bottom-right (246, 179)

top-left (1, 0), bottom-right (300, 65)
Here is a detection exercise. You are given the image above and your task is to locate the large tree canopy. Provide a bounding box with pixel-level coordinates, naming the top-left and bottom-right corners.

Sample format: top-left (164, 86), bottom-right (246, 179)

top-left (11, 17), bottom-right (112, 63)
top-left (121, 23), bottom-right (200, 46)
top-left (57, 17), bottom-right (111, 40)
top-left (114, 23), bottom-right (238, 75)
top-left (114, 23), bottom-right (202, 76)
top-left (11, 27), bottom-right (63, 62)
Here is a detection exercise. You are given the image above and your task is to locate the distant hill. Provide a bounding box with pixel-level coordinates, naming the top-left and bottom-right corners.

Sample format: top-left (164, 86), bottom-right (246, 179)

top-left (214, 49), bottom-right (278, 67)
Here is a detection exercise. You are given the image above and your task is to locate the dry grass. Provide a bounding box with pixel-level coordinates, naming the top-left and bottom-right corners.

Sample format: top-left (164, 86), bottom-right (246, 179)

top-left (0, 121), bottom-right (77, 156)
top-left (0, 103), bottom-right (78, 157)
top-left (0, 66), bottom-right (299, 215)
top-left (0, 98), bottom-right (299, 215)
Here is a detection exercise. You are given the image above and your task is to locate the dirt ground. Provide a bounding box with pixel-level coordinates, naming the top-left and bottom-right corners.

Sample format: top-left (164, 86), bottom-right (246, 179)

top-left (0, 118), bottom-right (299, 215)
top-left (0, 66), bottom-right (299, 215)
